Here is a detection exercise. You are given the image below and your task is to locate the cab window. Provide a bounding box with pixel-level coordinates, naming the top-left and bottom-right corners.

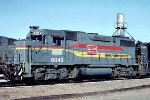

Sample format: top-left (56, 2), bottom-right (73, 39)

top-left (53, 37), bottom-right (63, 46)
top-left (31, 35), bottom-right (42, 41)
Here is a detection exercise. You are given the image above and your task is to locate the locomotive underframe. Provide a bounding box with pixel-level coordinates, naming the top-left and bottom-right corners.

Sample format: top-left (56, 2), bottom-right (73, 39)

top-left (23, 64), bottom-right (139, 81)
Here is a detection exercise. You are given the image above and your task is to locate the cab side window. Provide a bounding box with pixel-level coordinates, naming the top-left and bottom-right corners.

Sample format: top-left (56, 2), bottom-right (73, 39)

top-left (53, 37), bottom-right (63, 46)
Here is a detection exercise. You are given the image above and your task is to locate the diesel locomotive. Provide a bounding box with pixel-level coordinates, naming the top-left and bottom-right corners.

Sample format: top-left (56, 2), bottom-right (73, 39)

top-left (0, 36), bottom-right (16, 73)
top-left (3, 13), bottom-right (150, 81)
top-left (3, 26), bottom-right (150, 81)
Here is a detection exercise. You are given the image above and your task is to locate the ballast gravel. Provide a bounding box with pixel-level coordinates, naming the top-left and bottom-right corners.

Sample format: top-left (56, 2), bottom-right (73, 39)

top-left (1, 78), bottom-right (150, 100)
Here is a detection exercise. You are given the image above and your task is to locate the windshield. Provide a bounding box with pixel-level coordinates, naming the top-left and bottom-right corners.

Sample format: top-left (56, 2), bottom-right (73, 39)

top-left (31, 35), bottom-right (42, 41)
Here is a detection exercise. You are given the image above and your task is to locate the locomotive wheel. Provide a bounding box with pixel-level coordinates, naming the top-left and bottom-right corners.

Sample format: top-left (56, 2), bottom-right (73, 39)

top-left (32, 68), bottom-right (46, 81)
top-left (112, 67), bottom-right (121, 78)
top-left (126, 67), bottom-right (136, 77)
top-left (57, 67), bottom-right (69, 80)
top-left (69, 67), bottom-right (80, 79)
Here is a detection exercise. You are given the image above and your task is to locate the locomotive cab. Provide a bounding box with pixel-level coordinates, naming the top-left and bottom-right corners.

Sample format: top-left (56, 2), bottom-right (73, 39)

top-left (26, 29), bottom-right (65, 46)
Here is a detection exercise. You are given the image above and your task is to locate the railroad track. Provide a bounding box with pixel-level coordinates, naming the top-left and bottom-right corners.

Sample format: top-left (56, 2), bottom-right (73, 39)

top-left (0, 76), bottom-right (140, 87)
top-left (16, 84), bottom-right (150, 100)
top-left (0, 74), bottom-right (147, 87)
top-left (0, 78), bottom-right (107, 87)
top-left (0, 76), bottom-right (126, 87)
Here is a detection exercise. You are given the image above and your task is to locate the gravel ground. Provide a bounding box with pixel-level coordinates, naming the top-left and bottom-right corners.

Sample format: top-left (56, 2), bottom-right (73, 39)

top-left (70, 87), bottom-right (150, 100)
top-left (1, 78), bottom-right (150, 100)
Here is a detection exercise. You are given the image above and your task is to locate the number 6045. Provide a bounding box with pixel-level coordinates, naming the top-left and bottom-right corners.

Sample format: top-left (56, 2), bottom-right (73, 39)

top-left (51, 58), bottom-right (64, 62)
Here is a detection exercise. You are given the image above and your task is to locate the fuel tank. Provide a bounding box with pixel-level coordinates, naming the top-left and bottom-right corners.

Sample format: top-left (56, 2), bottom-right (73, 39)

top-left (79, 68), bottom-right (112, 76)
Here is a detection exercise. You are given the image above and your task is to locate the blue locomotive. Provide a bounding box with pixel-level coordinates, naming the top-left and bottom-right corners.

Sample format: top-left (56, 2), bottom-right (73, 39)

top-left (3, 13), bottom-right (150, 81)
top-left (3, 26), bottom-right (150, 81)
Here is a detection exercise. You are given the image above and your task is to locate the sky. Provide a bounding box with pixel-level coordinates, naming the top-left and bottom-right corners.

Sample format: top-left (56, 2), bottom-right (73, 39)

top-left (0, 0), bottom-right (150, 42)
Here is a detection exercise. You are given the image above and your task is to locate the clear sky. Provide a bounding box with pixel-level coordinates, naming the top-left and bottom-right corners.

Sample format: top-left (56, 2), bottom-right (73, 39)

top-left (0, 0), bottom-right (150, 42)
